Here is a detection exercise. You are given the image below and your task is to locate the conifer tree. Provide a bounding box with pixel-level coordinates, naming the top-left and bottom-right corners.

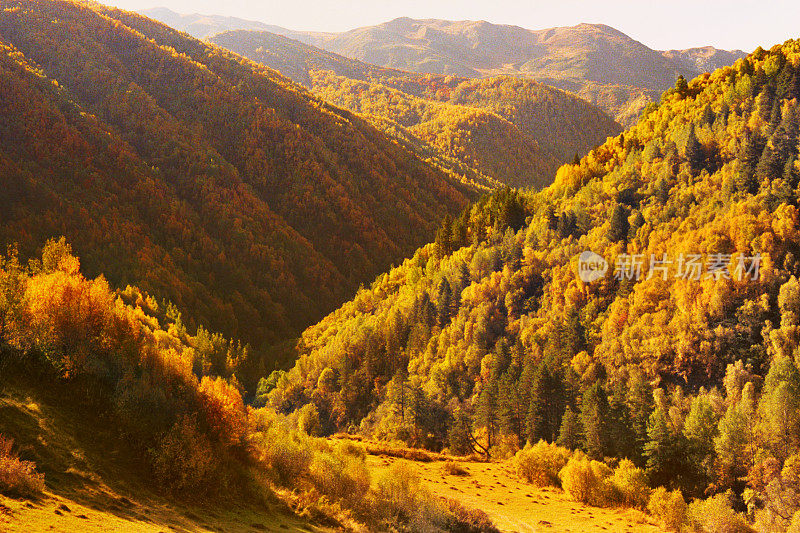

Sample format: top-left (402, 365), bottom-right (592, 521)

top-left (475, 380), bottom-right (500, 454)
top-left (526, 362), bottom-right (566, 443)
top-left (675, 75), bottom-right (689, 97)
top-left (436, 278), bottom-right (452, 327)
top-left (627, 370), bottom-right (654, 462)
top-left (557, 405), bottom-right (582, 450)
top-left (715, 381), bottom-right (757, 491)
top-left (608, 203), bottom-right (629, 243)
top-left (580, 382), bottom-right (611, 459)
top-left (609, 380), bottom-right (638, 461)
top-left (685, 124), bottom-right (704, 174)
top-left (683, 394), bottom-right (718, 488)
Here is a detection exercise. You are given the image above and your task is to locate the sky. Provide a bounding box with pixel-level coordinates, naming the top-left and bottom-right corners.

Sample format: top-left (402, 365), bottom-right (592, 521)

top-left (108, 0), bottom-right (800, 52)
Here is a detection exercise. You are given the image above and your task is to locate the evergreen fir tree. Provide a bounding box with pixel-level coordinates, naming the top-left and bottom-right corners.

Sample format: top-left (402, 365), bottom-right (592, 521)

top-left (685, 124), bottom-right (704, 174)
top-left (557, 405), bottom-right (582, 450)
top-left (608, 203), bottom-right (629, 243)
top-left (580, 382), bottom-right (611, 459)
top-left (526, 362), bottom-right (566, 443)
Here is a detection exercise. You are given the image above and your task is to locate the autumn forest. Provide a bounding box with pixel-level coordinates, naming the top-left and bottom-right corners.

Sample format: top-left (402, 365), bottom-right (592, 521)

top-left (2, 1), bottom-right (800, 532)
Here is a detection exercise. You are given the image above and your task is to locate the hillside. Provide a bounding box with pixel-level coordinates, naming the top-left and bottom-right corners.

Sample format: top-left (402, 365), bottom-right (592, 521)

top-left (149, 9), bottom-right (746, 126)
top-left (207, 31), bottom-right (621, 189)
top-left (139, 6), bottom-right (331, 42)
top-left (210, 29), bottom-right (407, 87)
top-left (0, 0), bottom-right (472, 370)
top-left (272, 39), bottom-right (800, 531)
top-left (0, 370), bottom-right (326, 533)
top-left (0, 240), bottom-right (503, 531)
top-left (299, 18), bottom-right (745, 125)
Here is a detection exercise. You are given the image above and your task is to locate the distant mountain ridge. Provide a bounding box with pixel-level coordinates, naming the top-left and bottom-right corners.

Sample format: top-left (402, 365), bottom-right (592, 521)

top-left (210, 29), bottom-right (408, 87)
top-left (143, 9), bottom-right (746, 125)
top-left (210, 30), bottom-right (622, 190)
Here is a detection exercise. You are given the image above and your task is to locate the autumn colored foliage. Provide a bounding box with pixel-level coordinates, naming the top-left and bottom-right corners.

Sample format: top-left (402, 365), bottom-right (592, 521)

top-left (0, 0), bottom-right (471, 367)
top-left (274, 39), bottom-right (800, 530)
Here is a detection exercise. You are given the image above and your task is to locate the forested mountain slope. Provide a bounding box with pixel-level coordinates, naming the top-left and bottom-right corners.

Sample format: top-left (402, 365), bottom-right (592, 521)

top-left (158, 10), bottom-right (745, 126)
top-left (301, 18), bottom-right (744, 125)
top-left (208, 31), bottom-right (622, 189)
top-left (139, 6), bottom-right (329, 41)
top-left (0, 0), bottom-right (471, 358)
top-left (271, 39), bottom-right (800, 528)
top-left (210, 29), bottom-right (407, 87)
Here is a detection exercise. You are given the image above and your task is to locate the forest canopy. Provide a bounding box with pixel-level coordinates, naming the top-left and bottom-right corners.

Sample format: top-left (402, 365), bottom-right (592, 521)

top-left (271, 38), bottom-right (800, 530)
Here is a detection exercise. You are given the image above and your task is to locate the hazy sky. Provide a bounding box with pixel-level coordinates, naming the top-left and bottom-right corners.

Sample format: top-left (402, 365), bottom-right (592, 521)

top-left (108, 0), bottom-right (799, 52)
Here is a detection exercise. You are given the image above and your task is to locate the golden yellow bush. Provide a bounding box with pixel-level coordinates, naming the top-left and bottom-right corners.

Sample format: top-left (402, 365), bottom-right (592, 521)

top-left (559, 456), bottom-right (613, 506)
top-left (647, 487), bottom-right (687, 532)
top-left (514, 440), bottom-right (571, 487)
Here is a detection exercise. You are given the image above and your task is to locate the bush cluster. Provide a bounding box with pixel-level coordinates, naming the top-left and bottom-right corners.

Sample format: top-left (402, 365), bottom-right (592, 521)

top-left (0, 434), bottom-right (45, 497)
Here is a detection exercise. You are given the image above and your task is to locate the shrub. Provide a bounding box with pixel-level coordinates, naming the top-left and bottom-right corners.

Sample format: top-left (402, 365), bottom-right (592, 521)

top-left (559, 456), bottom-right (613, 506)
top-left (514, 440), bottom-right (571, 487)
top-left (443, 460), bottom-right (469, 476)
top-left (0, 434), bottom-right (45, 497)
top-left (442, 497), bottom-right (500, 533)
top-left (336, 439), bottom-right (366, 460)
top-left (686, 492), bottom-right (754, 533)
top-left (648, 487), bottom-right (687, 532)
top-left (490, 434), bottom-right (520, 460)
top-left (610, 459), bottom-right (651, 508)
top-left (371, 460), bottom-right (448, 529)
top-left (256, 428), bottom-right (314, 486)
top-left (149, 414), bottom-right (216, 494)
top-left (309, 449), bottom-right (370, 506)
top-left (197, 376), bottom-right (248, 447)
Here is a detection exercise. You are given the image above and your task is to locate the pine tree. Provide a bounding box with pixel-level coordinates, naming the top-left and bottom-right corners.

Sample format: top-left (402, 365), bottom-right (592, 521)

top-left (675, 75), bottom-right (689, 97)
top-left (736, 130), bottom-right (765, 194)
top-left (608, 203), bottom-right (629, 243)
top-left (626, 370), bottom-right (654, 463)
top-left (526, 362), bottom-right (566, 443)
top-left (776, 61), bottom-right (796, 101)
top-left (756, 140), bottom-right (782, 181)
top-left (436, 277), bottom-right (452, 327)
top-left (701, 104), bottom-right (715, 127)
top-left (609, 380), bottom-right (638, 461)
top-left (580, 382), bottom-right (611, 459)
top-left (758, 356), bottom-right (800, 461)
top-left (685, 124), bottom-right (704, 174)
top-left (683, 394), bottom-right (718, 488)
top-left (645, 405), bottom-right (686, 491)
top-left (435, 214), bottom-right (454, 258)
top-left (475, 380), bottom-right (500, 455)
top-left (715, 382), bottom-right (757, 491)
top-left (498, 364), bottom-right (524, 445)
top-left (557, 405), bottom-right (582, 450)
top-left (449, 407), bottom-right (475, 456)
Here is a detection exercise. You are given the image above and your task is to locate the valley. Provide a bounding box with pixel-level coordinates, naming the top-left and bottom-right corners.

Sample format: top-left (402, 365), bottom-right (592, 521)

top-left (2, 1), bottom-right (800, 532)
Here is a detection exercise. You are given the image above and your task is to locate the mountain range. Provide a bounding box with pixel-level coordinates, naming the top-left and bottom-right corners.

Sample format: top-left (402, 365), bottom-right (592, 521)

top-left (144, 8), bottom-right (747, 125)
top-left (211, 29), bottom-right (622, 189)
top-left (0, 0), bottom-right (473, 363)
